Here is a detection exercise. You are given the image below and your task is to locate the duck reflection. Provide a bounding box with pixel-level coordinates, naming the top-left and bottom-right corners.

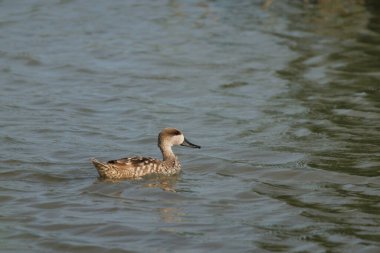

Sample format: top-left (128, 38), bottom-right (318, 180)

top-left (143, 174), bottom-right (185, 224)
top-left (158, 207), bottom-right (184, 224)
top-left (143, 174), bottom-right (180, 192)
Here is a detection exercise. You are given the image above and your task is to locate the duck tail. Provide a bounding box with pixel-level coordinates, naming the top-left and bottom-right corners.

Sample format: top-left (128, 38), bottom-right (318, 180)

top-left (91, 158), bottom-right (109, 178)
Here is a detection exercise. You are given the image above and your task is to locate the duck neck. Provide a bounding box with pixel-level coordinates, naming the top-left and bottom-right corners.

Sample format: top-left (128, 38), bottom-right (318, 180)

top-left (160, 144), bottom-right (177, 162)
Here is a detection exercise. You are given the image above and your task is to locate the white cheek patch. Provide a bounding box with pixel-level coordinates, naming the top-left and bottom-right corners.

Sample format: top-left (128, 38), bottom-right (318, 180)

top-left (173, 134), bottom-right (185, 146)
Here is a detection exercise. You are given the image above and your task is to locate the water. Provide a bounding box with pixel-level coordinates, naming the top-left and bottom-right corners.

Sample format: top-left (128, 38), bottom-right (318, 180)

top-left (1, 0), bottom-right (379, 252)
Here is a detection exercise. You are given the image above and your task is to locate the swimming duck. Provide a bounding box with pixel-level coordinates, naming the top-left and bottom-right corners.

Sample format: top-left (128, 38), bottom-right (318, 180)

top-left (91, 128), bottom-right (200, 179)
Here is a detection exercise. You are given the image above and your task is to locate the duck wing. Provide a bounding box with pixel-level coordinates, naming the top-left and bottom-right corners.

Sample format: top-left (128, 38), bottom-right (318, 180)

top-left (107, 156), bottom-right (160, 166)
top-left (105, 156), bottom-right (163, 178)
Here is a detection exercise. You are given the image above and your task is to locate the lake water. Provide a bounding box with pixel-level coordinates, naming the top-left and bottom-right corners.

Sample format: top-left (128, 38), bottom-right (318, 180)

top-left (1, 0), bottom-right (379, 252)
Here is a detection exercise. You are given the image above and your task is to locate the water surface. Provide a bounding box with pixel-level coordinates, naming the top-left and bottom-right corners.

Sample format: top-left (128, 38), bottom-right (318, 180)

top-left (1, 0), bottom-right (379, 252)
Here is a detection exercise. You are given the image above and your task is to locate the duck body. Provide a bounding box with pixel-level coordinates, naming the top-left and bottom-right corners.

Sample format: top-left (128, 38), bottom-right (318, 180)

top-left (92, 128), bottom-right (200, 179)
top-left (91, 156), bottom-right (180, 179)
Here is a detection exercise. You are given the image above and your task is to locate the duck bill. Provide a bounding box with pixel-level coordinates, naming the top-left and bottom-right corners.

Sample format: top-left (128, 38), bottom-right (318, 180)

top-left (181, 138), bottom-right (201, 149)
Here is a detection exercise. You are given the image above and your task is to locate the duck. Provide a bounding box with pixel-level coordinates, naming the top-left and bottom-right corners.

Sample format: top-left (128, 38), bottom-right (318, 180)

top-left (91, 128), bottom-right (201, 179)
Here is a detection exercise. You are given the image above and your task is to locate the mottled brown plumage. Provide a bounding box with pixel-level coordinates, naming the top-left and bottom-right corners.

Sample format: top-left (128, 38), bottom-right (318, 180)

top-left (91, 128), bottom-right (200, 179)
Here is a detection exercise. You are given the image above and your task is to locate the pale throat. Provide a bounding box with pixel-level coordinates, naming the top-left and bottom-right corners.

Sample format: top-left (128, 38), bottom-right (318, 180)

top-left (160, 144), bottom-right (177, 161)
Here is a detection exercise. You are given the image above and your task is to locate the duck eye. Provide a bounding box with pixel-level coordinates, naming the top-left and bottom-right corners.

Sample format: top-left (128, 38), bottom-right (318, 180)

top-left (166, 128), bottom-right (182, 136)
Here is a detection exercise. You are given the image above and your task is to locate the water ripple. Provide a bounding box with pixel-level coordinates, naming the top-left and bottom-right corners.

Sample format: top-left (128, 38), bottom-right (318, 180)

top-left (0, 1), bottom-right (379, 252)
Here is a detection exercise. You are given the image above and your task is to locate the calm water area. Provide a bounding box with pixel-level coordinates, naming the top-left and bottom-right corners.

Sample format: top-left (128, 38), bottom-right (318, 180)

top-left (0, 0), bottom-right (380, 252)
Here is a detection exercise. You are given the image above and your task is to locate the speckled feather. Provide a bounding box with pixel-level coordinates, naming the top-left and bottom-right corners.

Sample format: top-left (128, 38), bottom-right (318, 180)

top-left (91, 128), bottom-right (200, 179)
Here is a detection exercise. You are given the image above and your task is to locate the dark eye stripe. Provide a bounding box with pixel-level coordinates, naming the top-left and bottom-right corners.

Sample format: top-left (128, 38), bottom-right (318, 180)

top-left (167, 129), bottom-right (181, 135)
